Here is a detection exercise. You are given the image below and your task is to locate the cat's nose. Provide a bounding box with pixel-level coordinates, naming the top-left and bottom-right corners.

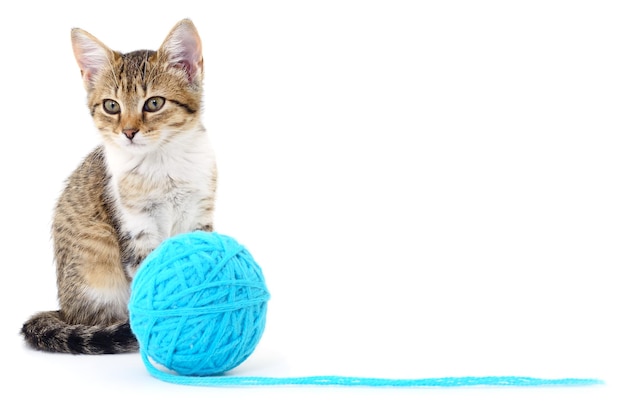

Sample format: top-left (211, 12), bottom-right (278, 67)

top-left (123, 128), bottom-right (139, 140)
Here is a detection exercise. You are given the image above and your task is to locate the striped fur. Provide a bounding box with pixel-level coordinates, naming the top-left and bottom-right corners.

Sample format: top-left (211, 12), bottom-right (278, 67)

top-left (22, 19), bottom-right (217, 354)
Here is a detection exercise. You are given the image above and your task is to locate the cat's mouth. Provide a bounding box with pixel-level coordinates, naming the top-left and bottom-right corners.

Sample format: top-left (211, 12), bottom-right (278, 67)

top-left (114, 136), bottom-right (150, 152)
top-left (125, 142), bottom-right (150, 152)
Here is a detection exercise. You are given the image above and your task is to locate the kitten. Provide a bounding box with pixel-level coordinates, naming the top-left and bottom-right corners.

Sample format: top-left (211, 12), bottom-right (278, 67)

top-left (21, 19), bottom-right (217, 354)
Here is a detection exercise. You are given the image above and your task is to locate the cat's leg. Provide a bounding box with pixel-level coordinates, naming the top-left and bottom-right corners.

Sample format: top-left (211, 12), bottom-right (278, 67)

top-left (192, 193), bottom-right (216, 232)
top-left (120, 229), bottom-right (164, 278)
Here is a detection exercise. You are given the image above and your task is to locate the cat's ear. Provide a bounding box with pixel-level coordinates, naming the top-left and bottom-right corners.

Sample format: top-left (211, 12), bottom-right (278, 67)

top-left (71, 28), bottom-right (115, 90)
top-left (159, 19), bottom-right (203, 86)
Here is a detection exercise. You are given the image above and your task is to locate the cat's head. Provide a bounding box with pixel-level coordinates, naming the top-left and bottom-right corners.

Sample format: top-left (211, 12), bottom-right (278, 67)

top-left (71, 19), bottom-right (204, 153)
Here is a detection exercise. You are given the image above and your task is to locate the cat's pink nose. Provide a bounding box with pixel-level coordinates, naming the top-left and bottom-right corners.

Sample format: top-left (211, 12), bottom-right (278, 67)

top-left (123, 129), bottom-right (138, 140)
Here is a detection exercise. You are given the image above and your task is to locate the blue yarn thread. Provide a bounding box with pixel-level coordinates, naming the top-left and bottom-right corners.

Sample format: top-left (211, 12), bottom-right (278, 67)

top-left (129, 231), bottom-right (603, 388)
top-left (140, 367), bottom-right (603, 388)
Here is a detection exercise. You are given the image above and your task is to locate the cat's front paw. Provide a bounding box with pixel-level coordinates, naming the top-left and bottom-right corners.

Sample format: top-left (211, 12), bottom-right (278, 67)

top-left (195, 223), bottom-right (214, 232)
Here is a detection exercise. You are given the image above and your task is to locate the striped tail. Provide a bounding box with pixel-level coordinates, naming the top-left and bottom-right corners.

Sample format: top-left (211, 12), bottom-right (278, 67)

top-left (21, 311), bottom-right (138, 354)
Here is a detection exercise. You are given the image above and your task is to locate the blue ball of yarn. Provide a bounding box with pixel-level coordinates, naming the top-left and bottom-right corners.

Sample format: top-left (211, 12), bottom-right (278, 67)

top-left (128, 231), bottom-right (270, 377)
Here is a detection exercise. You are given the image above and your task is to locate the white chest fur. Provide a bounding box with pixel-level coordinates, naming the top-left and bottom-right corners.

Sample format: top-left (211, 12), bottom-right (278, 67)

top-left (104, 129), bottom-right (216, 276)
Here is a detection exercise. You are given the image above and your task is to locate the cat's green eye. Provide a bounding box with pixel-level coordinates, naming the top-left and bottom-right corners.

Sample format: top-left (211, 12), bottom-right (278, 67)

top-left (144, 96), bottom-right (165, 112)
top-left (102, 99), bottom-right (121, 115)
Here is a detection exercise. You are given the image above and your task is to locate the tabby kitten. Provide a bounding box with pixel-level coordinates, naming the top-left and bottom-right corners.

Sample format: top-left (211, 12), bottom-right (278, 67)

top-left (21, 19), bottom-right (217, 354)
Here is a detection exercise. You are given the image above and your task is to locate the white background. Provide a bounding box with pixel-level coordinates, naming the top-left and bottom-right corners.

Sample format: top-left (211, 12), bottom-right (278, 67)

top-left (0, 1), bottom-right (623, 415)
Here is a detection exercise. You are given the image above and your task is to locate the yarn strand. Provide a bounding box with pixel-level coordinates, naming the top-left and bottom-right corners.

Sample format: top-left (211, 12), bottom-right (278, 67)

top-left (142, 351), bottom-right (602, 388)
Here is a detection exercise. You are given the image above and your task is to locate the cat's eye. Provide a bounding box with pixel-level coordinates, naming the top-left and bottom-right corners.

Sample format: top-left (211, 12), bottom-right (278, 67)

top-left (144, 96), bottom-right (165, 112)
top-left (102, 99), bottom-right (121, 115)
